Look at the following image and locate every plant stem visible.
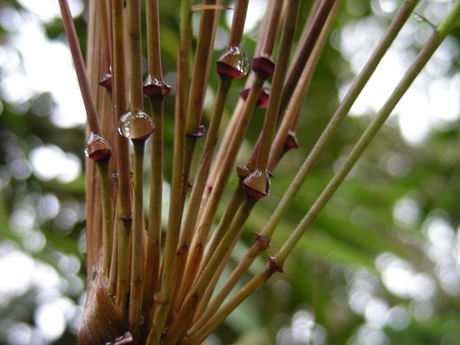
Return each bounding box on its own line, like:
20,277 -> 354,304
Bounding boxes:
187,269 -> 274,345
98,161 -> 114,269
278,0 -> 336,123
142,0 -> 169,326
261,0 -> 420,242
173,76 -> 233,312
163,198 -> 256,345
111,0 -> 132,319
183,0 -> 222,187
58,0 -> 101,136
268,0 -> 340,170
162,0 -> 192,278
243,0 -> 302,197
274,0 -> 460,269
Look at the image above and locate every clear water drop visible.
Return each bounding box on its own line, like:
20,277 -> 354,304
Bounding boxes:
84,132 -> 112,162
216,46 -> 249,79
118,111 -> 154,141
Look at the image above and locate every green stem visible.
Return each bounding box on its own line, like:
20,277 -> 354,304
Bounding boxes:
162,0 -> 192,278
111,0 -> 132,319
268,0 -> 340,170
58,0 -> 101,135
128,141 -> 145,337
97,161 -> 114,269
243,0 -> 302,197
274,0 -> 460,268
187,269 -> 274,345
172,76 -> 233,312
278,0 -> 336,123
128,0 -> 144,112
260,0 -> 420,242
142,98 -> 164,325
183,0 -> 222,188
163,198 -> 256,345
142,0 -> 167,326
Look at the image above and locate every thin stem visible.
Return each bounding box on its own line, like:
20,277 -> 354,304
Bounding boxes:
183,0 -> 222,187
142,99 -> 163,325
187,269 -> 274,345
274,0 -> 460,268
98,161 -> 114,269
278,0 -> 336,123
128,0 -> 144,112
173,76 -> 233,312
162,198 -> 256,345
243,0 -> 302,197
268,0 -> 340,170
187,74 -> 265,287
142,0 -> 168,326
128,141 -> 145,337
112,0 -> 132,319
261,0 -> 420,242
162,0 -> 192,278
58,0 -> 101,135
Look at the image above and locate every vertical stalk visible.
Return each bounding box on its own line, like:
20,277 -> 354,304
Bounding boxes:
142,0 -> 170,326
111,0 -> 132,319
126,0 -> 145,336
274,0 -> 460,269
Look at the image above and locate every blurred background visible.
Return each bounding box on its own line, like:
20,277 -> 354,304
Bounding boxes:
0,0 -> 459,344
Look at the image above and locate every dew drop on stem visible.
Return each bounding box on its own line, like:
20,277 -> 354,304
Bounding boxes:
84,132 -> 112,162
118,111 -> 154,141
216,46 -> 249,79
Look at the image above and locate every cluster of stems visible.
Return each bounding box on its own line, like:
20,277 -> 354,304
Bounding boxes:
58,0 -> 460,344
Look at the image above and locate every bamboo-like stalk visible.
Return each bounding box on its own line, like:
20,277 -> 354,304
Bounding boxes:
278,0 -> 337,122
261,0 -> 421,243
273,0 -> 460,269
111,0 -> 132,319
148,0 -> 193,341
268,0 -> 341,170
191,0 -> 421,332
142,0 -> 170,328
126,0 -> 146,337
187,269 -> 274,345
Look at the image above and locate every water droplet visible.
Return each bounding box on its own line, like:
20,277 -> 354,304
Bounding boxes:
118,111 -> 154,141
413,12 -> 424,21
84,132 -> 112,162
143,75 -> 171,97
99,73 -> 112,90
216,46 -> 249,79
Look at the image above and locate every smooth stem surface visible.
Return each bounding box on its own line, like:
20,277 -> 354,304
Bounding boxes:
268,0 -> 340,170
112,0 -> 132,318
143,0 -> 165,324
261,0 -> 420,241
142,98 -> 164,324
279,0 -> 336,122
245,0 -> 301,194
128,0 -> 144,112
174,76 -> 233,310
187,269 -> 274,345
193,75 -> 265,252
129,141 -> 145,336
162,0 -> 192,277
97,161 -> 113,269
183,0 -> 221,184
58,0 -> 101,135
163,198 -> 256,345
274,0 -> 460,268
